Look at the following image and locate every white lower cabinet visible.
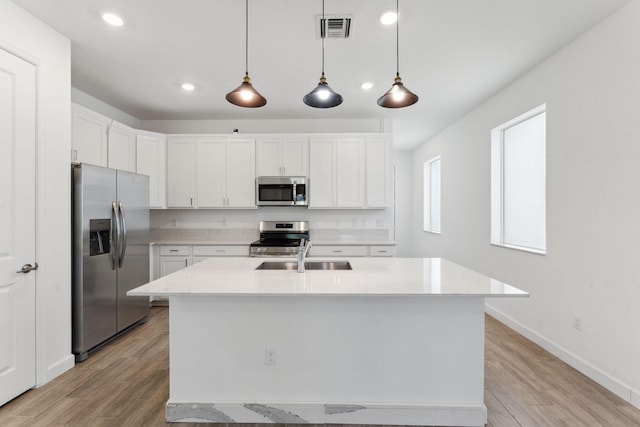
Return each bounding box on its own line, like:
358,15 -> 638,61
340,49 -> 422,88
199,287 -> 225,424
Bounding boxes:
369,245 -> 397,257
154,244 -> 250,279
309,245 -> 368,257
159,245 -> 191,277
192,245 -> 249,262
309,245 -> 396,257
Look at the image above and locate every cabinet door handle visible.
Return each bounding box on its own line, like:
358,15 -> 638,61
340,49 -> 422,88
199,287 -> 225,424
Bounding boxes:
378,250 -> 388,253
170,249 -> 178,253
190,198 -> 193,206
185,259 -> 188,267
333,250 -> 342,253
216,249 -> 225,253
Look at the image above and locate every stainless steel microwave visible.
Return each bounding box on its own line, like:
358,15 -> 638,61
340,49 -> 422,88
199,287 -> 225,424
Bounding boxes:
256,176 -> 308,206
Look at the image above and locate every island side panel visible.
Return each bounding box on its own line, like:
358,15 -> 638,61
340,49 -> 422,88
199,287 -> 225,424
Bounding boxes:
168,295 -> 486,426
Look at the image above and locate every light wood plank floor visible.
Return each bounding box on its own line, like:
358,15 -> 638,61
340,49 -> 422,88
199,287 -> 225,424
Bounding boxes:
1,307 -> 639,426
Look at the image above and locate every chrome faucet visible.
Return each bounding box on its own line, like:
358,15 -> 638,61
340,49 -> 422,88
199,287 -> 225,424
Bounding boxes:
297,239 -> 312,273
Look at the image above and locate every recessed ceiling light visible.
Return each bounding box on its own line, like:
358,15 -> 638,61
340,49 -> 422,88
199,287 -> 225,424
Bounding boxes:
361,82 -> 374,90
102,12 -> 124,26
380,10 -> 397,26
181,83 -> 195,91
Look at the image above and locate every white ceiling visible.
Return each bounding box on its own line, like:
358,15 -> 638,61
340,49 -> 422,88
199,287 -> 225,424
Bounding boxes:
11,0 -> 630,150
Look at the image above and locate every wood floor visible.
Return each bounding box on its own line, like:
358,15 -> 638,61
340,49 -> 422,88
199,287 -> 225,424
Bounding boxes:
1,307 -> 639,426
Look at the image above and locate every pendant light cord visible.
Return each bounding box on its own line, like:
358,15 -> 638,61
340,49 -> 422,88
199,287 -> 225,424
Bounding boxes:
321,0 -> 325,75
245,0 -> 249,74
396,0 -> 399,75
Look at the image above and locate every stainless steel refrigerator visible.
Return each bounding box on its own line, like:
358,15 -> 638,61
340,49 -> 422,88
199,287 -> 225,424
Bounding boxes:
72,163 -> 150,361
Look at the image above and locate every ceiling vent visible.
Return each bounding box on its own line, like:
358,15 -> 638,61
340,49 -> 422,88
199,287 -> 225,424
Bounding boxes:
316,15 -> 353,39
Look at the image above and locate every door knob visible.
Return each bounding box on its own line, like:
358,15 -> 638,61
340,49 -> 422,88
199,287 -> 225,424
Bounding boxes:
16,263 -> 38,274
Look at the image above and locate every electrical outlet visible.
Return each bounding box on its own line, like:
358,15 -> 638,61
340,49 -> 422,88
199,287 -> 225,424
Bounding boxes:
572,314 -> 583,331
265,347 -> 277,365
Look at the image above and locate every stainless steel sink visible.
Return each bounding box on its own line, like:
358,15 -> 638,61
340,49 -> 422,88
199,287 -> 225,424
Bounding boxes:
304,261 -> 352,270
255,261 -> 352,271
255,261 -> 298,270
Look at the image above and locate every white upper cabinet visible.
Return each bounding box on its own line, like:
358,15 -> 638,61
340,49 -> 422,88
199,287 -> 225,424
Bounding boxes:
197,138 -> 226,208
71,104 -> 108,166
167,136 -> 256,209
309,138 -> 336,208
136,131 -> 166,208
226,138 -> 256,208
108,121 -> 136,172
309,135 -> 390,209
310,137 -> 365,208
256,138 -> 281,176
336,137 -> 365,208
365,136 -> 391,208
256,137 -> 308,177
167,137 -> 196,208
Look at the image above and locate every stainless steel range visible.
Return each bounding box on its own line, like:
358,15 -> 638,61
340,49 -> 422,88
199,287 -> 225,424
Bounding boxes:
250,221 -> 309,257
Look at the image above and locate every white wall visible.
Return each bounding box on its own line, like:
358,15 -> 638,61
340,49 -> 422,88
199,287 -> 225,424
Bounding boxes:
0,0 -> 73,384
411,0 -> 640,407
392,151 -> 413,256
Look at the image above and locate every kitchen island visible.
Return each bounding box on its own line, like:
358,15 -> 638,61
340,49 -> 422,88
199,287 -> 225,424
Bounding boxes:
129,257 -> 527,426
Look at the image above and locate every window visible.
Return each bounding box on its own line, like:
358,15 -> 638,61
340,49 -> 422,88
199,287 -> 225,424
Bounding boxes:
491,104 -> 546,254
423,156 -> 441,233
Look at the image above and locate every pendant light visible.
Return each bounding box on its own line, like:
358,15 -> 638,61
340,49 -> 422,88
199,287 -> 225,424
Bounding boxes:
377,0 -> 418,108
303,0 -> 343,108
226,0 -> 267,108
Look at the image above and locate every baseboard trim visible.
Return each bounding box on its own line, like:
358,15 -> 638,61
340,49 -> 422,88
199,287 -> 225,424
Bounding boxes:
485,304 -> 639,410
39,354 -> 74,386
632,388 -> 640,408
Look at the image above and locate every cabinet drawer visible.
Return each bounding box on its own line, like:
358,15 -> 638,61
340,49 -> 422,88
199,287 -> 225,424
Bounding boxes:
369,246 -> 396,257
310,246 -> 368,257
159,245 -> 190,256
192,245 -> 248,256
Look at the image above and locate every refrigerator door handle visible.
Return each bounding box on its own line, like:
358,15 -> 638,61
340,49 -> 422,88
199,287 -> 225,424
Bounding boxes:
118,201 -> 127,268
111,201 -> 120,270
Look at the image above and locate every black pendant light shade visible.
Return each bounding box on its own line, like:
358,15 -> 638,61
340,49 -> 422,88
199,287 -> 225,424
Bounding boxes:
377,0 -> 418,108
226,0 -> 266,108
303,73 -> 343,108
377,72 -> 418,108
304,0 -> 342,108
226,72 -> 267,108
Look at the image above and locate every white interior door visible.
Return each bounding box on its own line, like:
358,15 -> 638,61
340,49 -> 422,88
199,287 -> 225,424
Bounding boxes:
0,48 -> 37,406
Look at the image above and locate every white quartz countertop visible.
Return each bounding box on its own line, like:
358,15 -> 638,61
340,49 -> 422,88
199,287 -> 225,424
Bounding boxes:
129,257 -> 528,298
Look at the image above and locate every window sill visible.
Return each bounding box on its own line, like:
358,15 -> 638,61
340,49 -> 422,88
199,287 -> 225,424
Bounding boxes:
490,242 -> 546,255
424,230 -> 441,235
